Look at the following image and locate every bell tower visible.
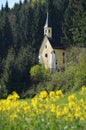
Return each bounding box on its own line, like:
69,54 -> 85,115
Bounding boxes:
44,12 -> 52,38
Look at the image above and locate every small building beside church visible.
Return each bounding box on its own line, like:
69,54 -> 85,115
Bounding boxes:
39,13 -> 66,73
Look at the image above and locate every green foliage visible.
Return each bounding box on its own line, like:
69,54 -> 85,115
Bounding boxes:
31,0 -> 46,6
16,46 -> 37,72
0,84 -> 7,98
46,66 -> 76,93
62,0 -> 86,46
74,55 -> 86,89
0,0 -> 86,98
0,14 -> 13,58
0,48 -> 15,93
42,46 -> 86,93
30,64 -> 50,83
0,46 -> 37,96
70,12 -> 86,46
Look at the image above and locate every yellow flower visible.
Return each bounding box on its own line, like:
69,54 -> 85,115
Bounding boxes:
7,91 -> 20,101
56,90 -> 64,97
68,94 -> 76,102
39,91 -> 48,99
80,117 -> 85,121
50,104 -> 56,113
49,91 -> 55,98
56,111 -> 62,118
24,106 -> 30,114
63,106 -> 69,114
81,85 -> 86,93
31,98 -> 38,107
68,101 -> 75,108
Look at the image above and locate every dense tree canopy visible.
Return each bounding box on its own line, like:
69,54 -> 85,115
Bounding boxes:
0,0 -> 85,97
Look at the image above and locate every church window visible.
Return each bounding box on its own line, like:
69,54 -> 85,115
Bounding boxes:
45,53 -> 48,58
45,30 -> 47,33
63,52 -> 65,64
63,52 -> 65,56
48,29 -> 50,33
45,45 -> 47,48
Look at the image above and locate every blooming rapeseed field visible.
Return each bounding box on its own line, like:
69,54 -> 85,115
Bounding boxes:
0,86 -> 86,130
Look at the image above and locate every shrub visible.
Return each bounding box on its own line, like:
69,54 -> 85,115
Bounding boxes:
74,55 -> 86,90
30,64 -> 50,83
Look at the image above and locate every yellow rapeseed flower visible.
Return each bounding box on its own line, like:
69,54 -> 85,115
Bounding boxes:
68,94 -> 77,102
7,91 -> 20,101
56,90 -> 64,97
81,85 -> 86,94
39,91 -> 48,99
49,91 -> 55,98
68,101 -> 76,108
50,104 -> 56,113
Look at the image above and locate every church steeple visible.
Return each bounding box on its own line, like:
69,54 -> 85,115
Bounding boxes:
44,12 -> 52,38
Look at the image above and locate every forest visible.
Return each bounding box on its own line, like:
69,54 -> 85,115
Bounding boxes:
0,0 -> 86,98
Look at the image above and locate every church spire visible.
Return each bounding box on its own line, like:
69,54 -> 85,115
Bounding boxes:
44,12 -> 52,38
44,12 -> 49,28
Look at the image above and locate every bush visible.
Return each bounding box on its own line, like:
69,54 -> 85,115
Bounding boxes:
30,64 -> 50,83
74,55 -> 86,90
46,66 -> 76,93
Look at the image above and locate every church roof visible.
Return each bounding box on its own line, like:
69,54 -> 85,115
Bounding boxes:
47,37 -> 66,49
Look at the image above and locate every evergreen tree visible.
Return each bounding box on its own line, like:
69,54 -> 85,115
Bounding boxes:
31,2 -> 46,51
24,0 -> 28,4
19,0 -> 22,6
1,4 -> 4,11
1,48 -> 15,94
5,1 -> 10,12
70,0 -> 86,46
62,0 -> 86,46
2,15 -> 13,56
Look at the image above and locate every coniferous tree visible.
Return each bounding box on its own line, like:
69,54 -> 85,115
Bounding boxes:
31,2 -> 45,51
19,0 -> 22,6
70,2 -> 86,46
2,15 -> 13,57
1,4 -> 4,11
62,0 -> 86,46
24,0 -> 28,4
5,1 -> 10,12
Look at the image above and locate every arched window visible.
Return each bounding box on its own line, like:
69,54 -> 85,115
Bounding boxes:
45,53 -> 48,58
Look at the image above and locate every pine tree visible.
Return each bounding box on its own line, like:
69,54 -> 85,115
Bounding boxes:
62,0 -> 86,46
5,1 -> 10,12
2,15 -> 13,56
24,0 -> 28,4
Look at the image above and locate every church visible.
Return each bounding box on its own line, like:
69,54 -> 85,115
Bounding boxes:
39,13 -> 66,73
